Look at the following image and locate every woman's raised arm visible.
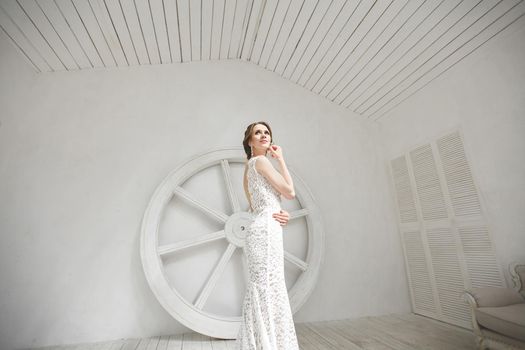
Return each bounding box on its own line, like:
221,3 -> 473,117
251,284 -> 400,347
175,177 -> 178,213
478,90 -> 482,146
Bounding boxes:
255,156 -> 295,200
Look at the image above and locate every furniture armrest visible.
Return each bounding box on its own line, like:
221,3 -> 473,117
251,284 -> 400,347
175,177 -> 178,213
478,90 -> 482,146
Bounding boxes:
466,287 -> 525,308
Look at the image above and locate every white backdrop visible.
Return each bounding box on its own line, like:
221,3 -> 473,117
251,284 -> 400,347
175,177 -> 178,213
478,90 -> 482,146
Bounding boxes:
0,29 -> 409,350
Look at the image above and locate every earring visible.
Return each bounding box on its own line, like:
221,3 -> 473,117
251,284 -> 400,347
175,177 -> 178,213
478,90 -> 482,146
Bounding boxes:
250,145 -> 254,156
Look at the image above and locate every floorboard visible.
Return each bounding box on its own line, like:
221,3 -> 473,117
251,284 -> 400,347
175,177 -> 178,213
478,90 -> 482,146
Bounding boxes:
24,313 -> 477,350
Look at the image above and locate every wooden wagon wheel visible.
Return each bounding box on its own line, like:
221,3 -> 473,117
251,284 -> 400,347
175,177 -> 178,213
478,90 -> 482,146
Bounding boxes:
140,148 -> 324,338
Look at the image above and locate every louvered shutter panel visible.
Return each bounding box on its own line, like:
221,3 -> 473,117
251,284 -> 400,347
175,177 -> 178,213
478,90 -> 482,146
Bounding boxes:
389,130 -> 504,330
426,227 -> 471,327
410,144 -> 448,221
437,132 -> 482,217
402,230 -> 437,315
458,226 -> 503,288
391,156 -> 418,223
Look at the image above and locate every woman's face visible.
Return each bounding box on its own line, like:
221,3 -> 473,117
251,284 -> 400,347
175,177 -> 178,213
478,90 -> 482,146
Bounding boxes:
250,124 -> 271,151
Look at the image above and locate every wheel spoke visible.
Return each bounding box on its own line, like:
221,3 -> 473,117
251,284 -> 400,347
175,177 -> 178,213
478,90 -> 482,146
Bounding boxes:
158,230 -> 226,256
221,159 -> 241,213
289,208 -> 309,220
173,186 -> 229,223
194,243 -> 237,309
284,250 -> 308,271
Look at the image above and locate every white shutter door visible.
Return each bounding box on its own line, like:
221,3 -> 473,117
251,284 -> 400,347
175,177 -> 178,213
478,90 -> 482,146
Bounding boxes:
436,131 -> 504,292
391,155 -> 438,317
389,129 -> 504,329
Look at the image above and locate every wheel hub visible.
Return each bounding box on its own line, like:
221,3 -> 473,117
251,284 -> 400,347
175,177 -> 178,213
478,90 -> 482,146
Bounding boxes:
224,212 -> 252,248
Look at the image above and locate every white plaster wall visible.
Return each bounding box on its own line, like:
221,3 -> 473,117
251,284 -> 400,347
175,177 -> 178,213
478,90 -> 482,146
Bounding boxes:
377,18 -> 525,287
0,30 -> 409,349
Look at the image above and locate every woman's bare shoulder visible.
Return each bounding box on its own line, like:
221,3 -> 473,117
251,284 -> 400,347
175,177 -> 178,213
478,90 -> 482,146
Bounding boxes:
254,156 -> 275,173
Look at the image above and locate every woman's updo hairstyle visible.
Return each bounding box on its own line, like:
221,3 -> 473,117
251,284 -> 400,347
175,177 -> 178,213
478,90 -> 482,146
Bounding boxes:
242,121 -> 273,160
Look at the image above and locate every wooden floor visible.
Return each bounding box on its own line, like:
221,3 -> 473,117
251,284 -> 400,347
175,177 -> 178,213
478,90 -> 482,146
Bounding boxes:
28,313 -> 477,350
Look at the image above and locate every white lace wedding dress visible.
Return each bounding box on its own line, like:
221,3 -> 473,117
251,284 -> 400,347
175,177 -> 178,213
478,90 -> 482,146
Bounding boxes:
235,155 -> 300,350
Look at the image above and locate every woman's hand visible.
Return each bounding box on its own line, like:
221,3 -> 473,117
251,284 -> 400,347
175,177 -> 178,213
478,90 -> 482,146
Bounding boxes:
267,144 -> 284,160
272,209 -> 290,226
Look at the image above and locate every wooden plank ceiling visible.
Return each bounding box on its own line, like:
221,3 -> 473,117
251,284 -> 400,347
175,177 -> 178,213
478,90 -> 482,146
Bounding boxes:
1,0 -> 524,120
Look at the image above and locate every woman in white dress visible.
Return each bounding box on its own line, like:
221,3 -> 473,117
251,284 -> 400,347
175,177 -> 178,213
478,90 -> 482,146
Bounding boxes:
235,121 -> 300,350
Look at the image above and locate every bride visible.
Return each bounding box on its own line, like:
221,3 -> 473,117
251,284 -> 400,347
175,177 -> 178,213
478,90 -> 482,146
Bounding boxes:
235,121 -> 300,349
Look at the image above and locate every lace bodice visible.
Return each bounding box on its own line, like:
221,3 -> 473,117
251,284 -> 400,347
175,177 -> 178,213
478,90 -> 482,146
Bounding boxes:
246,155 -> 282,215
